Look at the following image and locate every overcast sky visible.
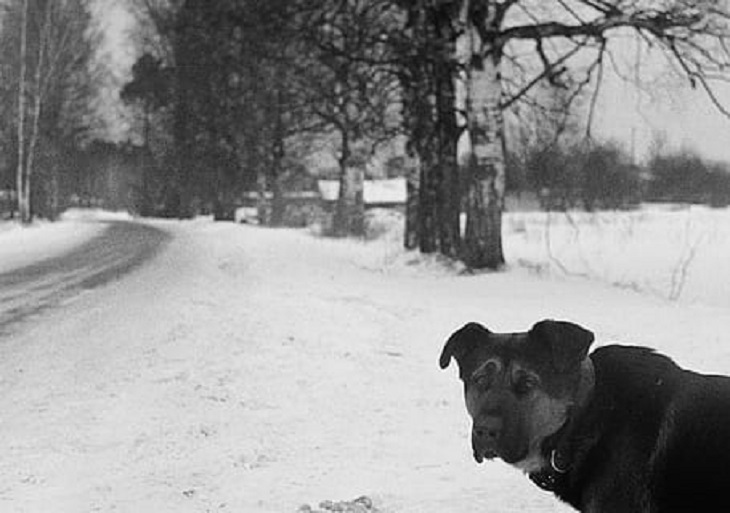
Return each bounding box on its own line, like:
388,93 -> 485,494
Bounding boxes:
595,61 -> 730,163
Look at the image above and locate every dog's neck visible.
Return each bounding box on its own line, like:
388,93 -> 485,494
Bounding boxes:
574,357 -> 596,412
530,357 -> 597,490
552,357 -> 596,464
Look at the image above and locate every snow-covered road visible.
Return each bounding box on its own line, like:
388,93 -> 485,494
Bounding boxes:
2,218 -> 730,512
0,221 -> 169,335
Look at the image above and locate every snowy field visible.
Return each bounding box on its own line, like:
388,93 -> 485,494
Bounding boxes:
1,206 -> 730,512
504,204 -> 730,307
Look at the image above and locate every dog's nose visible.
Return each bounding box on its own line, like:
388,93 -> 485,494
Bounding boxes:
473,418 -> 502,442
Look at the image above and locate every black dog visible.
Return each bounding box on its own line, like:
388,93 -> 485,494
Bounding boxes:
440,319 -> 730,512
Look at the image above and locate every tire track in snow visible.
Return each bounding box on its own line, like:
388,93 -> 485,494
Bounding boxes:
0,221 -> 170,336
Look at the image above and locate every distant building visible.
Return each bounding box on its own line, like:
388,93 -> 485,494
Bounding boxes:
236,178 -> 407,225
317,178 -> 406,209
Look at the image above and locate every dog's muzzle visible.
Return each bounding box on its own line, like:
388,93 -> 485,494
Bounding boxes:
472,419 -> 502,463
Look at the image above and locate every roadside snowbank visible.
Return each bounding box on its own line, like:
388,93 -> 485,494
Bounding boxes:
0,209 -> 131,273
59,208 -> 133,223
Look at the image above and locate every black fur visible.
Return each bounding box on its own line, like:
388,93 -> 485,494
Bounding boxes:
544,345 -> 730,512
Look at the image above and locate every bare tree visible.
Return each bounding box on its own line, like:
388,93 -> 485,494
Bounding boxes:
4,0 -> 99,222
395,0 -> 462,255
449,0 -> 730,269
297,0 -> 400,237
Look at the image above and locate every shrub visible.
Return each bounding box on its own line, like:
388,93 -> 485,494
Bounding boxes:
646,148 -> 730,206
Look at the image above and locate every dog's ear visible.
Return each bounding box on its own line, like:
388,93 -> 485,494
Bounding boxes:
530,319 -> 594,372
440,322 -> 491,371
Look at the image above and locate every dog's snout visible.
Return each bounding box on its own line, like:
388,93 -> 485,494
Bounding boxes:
472,417 -> 503,463
474,426 -> 499,440
473,418 -> 502,441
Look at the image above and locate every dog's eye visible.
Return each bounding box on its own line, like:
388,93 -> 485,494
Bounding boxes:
474,373 -> 492,389
514,375 -> 538,395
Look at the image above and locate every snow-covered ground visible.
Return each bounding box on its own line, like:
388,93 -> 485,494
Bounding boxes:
0,209 -> 131,274
1,207 -> 730,512
505,204 -> 730,308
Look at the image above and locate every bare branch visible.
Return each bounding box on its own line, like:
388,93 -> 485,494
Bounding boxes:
585,39 -> 607,140
694,73 -> 730,118
556,0 -> 588,25
501,38 -> 587,109
500,9 -> 705,44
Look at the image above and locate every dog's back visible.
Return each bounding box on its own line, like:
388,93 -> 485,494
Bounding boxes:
586,346 -> 730,511
653,370 -> 730,511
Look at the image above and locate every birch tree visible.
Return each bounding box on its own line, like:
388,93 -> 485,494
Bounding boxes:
456,0 -> 730,269
3,0 -> 98,222
16,0 -> 28,222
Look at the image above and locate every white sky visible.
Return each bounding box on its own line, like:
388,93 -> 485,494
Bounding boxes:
594,59 -> 730,163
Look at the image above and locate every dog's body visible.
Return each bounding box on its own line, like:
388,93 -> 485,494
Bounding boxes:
440,320 -> 730,512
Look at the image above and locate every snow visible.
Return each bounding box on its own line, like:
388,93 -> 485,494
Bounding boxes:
1,206 -> 730,512
0,209 -> 131,274
504,204 -> 730,307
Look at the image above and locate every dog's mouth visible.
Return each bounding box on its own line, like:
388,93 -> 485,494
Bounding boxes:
473,448 -> 498,464
473,444 -> 529,465
500,446 -> 530,465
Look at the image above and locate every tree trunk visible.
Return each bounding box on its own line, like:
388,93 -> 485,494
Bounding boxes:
404,158 -> 419,249
45,166 -> 59,220
463,19 -> 506,270
418,148 -> 442,252
140,100 -> 153,216
402,1 -> 461,256
172,41 -> 191,219
404,1 -> 446,254
269,90 -> 286,227
333,167 -> 365,237
255,160 -> 270,225
332,131 -> 364,237
16,0 -> 29,224
269,172 -> 285,226
25,3 -> 47,223
435,49 -> 460,258
401,1 -> 425,251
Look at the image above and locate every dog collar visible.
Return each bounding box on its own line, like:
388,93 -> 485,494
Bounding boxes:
529,464 -> 562,491
550,449 -> 569,474
529,430 -> 572,491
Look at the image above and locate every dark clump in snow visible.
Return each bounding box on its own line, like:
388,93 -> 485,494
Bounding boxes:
298,496 -> 379,513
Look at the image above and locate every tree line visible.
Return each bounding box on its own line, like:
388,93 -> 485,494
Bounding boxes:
507,135 -> 730,211
124,0 -> 730,269
3,1 -> 730,271
0,0 -> 99,222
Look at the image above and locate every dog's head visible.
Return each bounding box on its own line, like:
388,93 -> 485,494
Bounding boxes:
440,320 -> 594,472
